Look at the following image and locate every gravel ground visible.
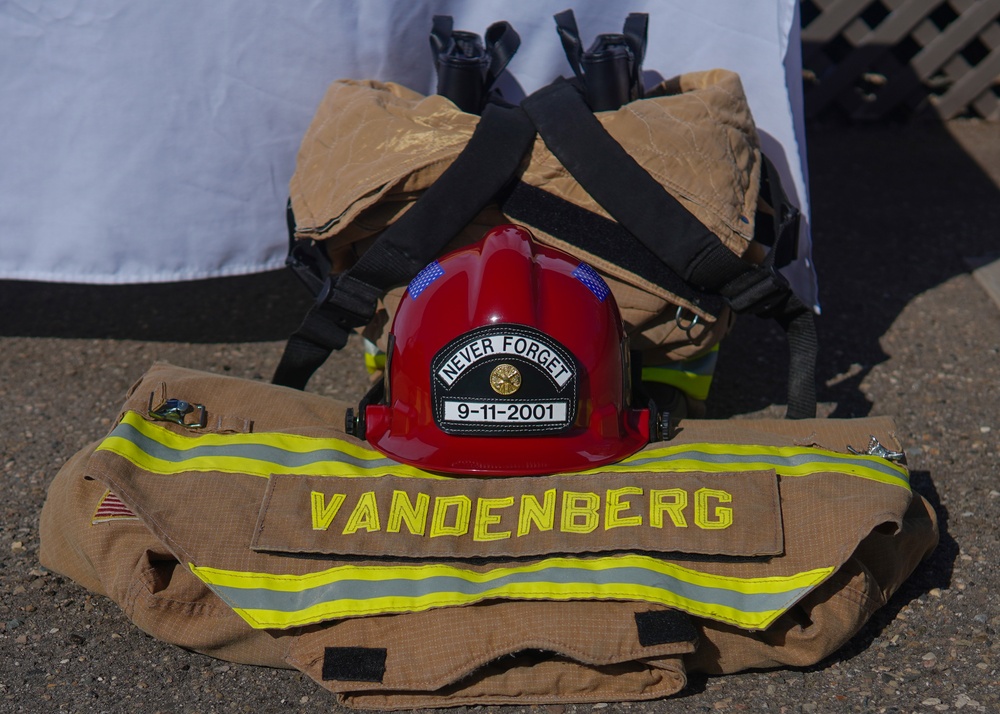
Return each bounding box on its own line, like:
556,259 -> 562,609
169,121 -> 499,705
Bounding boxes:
2,116 -> 999,713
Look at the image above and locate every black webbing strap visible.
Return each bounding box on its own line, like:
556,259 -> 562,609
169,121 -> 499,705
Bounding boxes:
621,13 -> 649,98
755,153 -> 801,267
272,103 -> 536,390
521,79 -> 723,283
776,295 -> 819,420
284,202 -> 330,297
482,22 -> 520,90
520,78 -> 816,418
553,10 -> 585,82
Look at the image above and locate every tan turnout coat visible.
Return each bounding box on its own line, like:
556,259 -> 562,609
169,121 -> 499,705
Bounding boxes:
41,364 -> 938,709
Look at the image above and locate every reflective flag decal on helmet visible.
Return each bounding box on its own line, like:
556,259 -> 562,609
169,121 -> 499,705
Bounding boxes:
571,263 -> 611,301
407,260 -> 445,298
98,411 -> 909,490
189,555 -> 835,631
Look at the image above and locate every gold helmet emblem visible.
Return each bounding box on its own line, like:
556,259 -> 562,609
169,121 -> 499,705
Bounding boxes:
489,363 -> 522,395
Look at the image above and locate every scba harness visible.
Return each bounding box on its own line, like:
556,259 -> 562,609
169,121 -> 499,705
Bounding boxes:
40,364 -> 938,708
274,10 -> 817,420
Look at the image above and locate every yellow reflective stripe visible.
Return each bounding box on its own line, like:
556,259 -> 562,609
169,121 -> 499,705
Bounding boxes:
642,369 -> 712,401
97,411 -> 441,479
98,412 -> 908,489
594,442 -> 910,490
189,556 -> 835,631
363,351 -> 386,373
642,345 -> 719,401
363,338 -> 387,374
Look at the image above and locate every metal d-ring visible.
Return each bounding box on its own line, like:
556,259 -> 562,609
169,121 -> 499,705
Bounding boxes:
148,393 -> 207,429
675,306 -> 700,340
847,435 -> 907,465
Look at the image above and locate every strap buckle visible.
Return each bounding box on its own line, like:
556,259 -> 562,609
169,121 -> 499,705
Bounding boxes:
315,272 -> 381,325
286,239 -> 332,297
288,272 -> 384,355
724,265 -> 792,317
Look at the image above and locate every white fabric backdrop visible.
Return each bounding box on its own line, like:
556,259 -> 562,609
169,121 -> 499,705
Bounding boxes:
0,0 -> 816,309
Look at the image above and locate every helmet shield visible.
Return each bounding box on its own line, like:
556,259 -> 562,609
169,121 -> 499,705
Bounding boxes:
431,324 -> 579,435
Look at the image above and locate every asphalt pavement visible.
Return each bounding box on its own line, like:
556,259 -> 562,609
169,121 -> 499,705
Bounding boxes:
2,114 -> 999,713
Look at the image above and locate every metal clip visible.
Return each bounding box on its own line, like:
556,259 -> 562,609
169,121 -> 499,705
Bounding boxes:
654,410 -> 673,442
148,393 -> 207,429
675,306 -> 700,340
848,435 -> 906,465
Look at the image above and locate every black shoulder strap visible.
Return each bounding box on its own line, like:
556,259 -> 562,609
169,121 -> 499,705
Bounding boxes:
483,21 -> 521,91
520,79 -> 719,283
272,103 -> 536,390
499,181 -> 726,317
519,79 -> 817,418
621,13 -> 649,85
755,152 -> 801,267
553,10 -> 585,81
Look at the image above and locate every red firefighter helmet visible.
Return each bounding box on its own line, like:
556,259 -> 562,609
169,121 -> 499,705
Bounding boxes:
360,224 -> 652,475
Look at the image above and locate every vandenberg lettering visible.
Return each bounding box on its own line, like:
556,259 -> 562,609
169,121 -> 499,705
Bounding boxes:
309,487 -> 734,536
437,334 -> 572,387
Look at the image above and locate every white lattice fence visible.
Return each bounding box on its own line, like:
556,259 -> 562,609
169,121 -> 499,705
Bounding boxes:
801,0 -> 1000,120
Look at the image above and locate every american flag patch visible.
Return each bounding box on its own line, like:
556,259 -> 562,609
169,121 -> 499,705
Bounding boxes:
408,261 -> 445,299
572,264 -> 610,302
91,490 -> 138,524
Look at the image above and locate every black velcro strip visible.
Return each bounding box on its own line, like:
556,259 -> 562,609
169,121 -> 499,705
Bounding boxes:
322,647 -> 387,683
635,610 -> 698,647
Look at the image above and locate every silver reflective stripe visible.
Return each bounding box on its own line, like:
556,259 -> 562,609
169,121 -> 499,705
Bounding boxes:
621,448 -> 909,486
108,421 -> 400,471
207,565 -> 808,616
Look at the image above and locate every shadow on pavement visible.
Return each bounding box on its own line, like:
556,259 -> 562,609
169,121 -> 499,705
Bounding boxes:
0,269 -> 312,343
679,470 -> 957,687
711,111 -> 1000,419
